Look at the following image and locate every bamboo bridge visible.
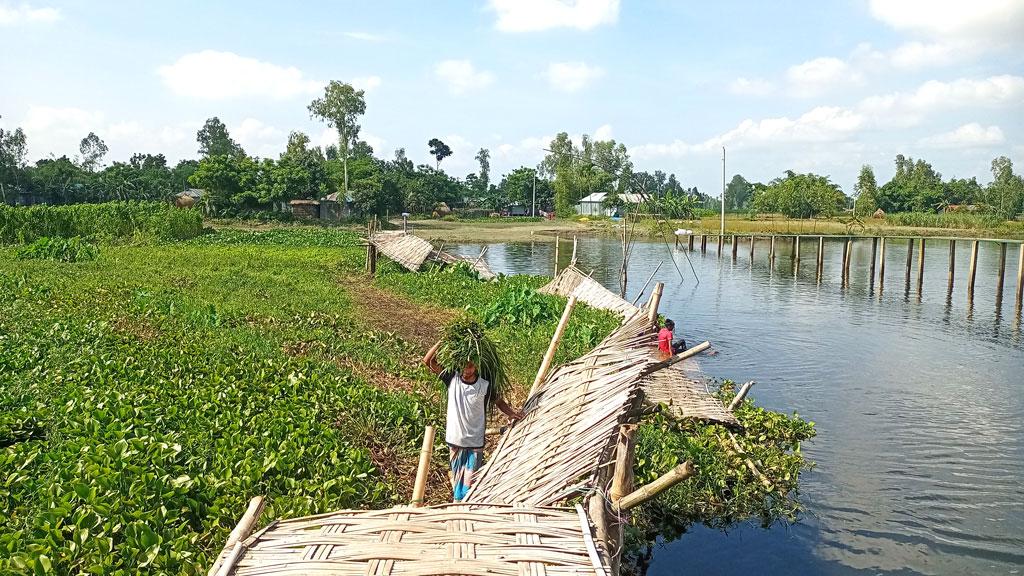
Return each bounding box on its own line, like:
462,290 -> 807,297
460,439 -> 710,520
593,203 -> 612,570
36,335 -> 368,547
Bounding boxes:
207,237 -> 747,576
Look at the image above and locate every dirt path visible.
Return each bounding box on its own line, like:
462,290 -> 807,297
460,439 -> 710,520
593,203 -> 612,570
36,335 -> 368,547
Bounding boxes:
341,276 -> 454,351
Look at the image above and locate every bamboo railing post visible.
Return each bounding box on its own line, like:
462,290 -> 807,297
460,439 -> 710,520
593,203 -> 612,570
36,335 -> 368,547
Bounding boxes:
610,425 -> 637,503
614,462 -> 695,513
1017,243 -> 1024,311
816,236 -> 824,282
905,238 -> 914,287
794,236 -> 801,274
208,496 -> 266,576
646,282 -> 664,326
571,236 -> 578,266
528,296 -> 577,399
879,237 -> 887,292
589,490 -> 612,572
792,236 -> 798,259
948,239 -> 956,294
769,235 -> 776,262
717,234 -> 723,258
731,235 -> 738,260
842,238 -> 852,284
996,242 -> 1007,303
968,240 -> 979,299
917,238 -> 925,295
688,234 -> 694,251
727,381 -> 755,412
869,237 -> 878,290
553,234 -> 560,276
700,234 -> 707,253
411,425 -> 436,507
749,235 -> 755,260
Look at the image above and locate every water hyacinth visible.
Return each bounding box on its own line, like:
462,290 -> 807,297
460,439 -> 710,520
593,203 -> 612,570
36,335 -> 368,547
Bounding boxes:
436,317 -> 507,410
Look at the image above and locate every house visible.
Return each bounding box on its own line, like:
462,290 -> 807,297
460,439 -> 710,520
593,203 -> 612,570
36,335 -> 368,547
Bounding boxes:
174,188 -> 205,209
575,192 -> 645,217
319,191 -> 353,220
507,203 -> 529,216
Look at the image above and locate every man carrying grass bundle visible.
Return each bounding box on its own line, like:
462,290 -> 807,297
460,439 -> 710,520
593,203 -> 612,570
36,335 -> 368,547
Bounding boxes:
423,318 -> 523,502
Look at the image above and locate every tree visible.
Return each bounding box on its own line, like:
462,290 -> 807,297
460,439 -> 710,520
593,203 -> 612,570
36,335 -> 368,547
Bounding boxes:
428,138 -> 452,169
285,131 -> 311,157
308,81 -> 367,196
724,174 -> 752,210
876,155 -> 943,213
196,117 -> 244,158
0,122 -> 28,203
79,132 -> 108,172
473,147 -> 490,201
853,165 -> 878,216
752,170 -> 845,218
987,156 -> 1024,219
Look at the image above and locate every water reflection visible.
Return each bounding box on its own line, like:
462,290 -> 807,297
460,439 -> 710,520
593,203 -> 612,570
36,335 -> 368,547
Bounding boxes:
450,235 -> 1024,576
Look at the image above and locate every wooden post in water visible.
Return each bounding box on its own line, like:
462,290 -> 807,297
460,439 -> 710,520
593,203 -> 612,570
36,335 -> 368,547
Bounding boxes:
869,237 -> 878,290
905,238 -> 914,287
878,237 -> 887,292
688,234 -> 694,251
816,236 -> 824,282
701,234 -> 707,253
553,234 -> 560,276
717,235 -> 723,258
917,238 -> 925,296
769,235 -> 776,262
749,235 -> 755,260
996,242 -> 1007,302
731,235 -> 738,260
842,238 -> 852,284
792,236 -> 798,259
947,240 -> 956,294
968,240 -> 979,299
1017,243 -> 1024,311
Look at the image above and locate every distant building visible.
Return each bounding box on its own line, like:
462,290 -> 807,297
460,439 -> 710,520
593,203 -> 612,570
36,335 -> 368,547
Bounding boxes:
319,192 -> 353,220
289,199 -> 320,220
508,203 -> 529,217
575,192 -> 645,217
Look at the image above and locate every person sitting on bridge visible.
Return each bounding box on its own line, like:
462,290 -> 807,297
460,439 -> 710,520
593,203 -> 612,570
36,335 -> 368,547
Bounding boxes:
423,340 -> 523,502
658,318 -> 687,356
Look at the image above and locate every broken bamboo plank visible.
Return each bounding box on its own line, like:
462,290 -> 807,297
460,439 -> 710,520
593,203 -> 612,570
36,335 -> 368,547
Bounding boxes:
528,295 -> 577,399
609,425 -> 638,504
208,496 -> 266,576
614,462 -> 695,512
727,381 -> 756,412
646,282 -> 664,325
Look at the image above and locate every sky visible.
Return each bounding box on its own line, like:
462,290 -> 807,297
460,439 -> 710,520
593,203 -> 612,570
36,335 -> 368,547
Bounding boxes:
2,0 -> 1022,196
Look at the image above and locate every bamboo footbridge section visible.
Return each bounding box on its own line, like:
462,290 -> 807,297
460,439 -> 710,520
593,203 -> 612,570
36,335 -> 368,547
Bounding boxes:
368,230 -> 496,280
538,265 -> 639,319
211,282 -> 729,576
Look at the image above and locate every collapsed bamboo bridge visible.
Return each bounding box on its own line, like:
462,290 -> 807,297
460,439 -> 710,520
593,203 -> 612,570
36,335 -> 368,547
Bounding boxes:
207,234 -> 754,576
678,232 -> 1024,311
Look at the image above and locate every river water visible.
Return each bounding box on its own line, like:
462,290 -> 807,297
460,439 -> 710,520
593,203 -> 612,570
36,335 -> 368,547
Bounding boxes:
449,235 -> 1024,576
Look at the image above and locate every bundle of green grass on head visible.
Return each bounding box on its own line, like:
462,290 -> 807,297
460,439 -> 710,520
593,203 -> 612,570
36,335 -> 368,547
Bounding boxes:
437,317 -> 508,412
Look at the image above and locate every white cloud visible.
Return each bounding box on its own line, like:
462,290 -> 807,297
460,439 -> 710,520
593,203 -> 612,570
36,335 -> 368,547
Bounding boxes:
546,61 -> 605,92
351,75 -> 382,92
158,50 -> 323,100
860,75 -> 1024,125
490,0 -> 619,32
344,31 -> 386,42
0,3 -> 59,25
21,106 -> 103,158
593,124 -> 614,141
918,123 -> 1005,149
887,41 -> 970,69
869,0 -> 1024,45
729,77 -> 775,97
434,60 -> 494,95
786,57 -> 861,97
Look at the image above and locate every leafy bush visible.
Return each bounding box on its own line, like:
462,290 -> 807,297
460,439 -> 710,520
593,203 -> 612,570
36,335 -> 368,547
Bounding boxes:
0,201 -> 204,244
479,284 -> 560,328
188,228 -> 361,248
16,236 -> 99,262
885,211 -> 1004,229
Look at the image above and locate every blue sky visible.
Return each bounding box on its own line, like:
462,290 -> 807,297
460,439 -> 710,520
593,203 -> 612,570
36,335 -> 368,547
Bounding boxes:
2,0 -> 1022,196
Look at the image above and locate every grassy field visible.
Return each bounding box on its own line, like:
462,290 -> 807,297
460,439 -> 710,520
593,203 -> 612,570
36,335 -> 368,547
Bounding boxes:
0,222 -> 814,575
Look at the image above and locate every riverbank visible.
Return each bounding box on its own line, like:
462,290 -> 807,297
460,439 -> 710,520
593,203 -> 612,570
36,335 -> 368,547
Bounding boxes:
0,226 -> 813,574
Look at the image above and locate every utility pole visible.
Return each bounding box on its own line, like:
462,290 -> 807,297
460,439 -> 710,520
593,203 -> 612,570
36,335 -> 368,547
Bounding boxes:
721,147 -> 726,237
532,170 -> 537,217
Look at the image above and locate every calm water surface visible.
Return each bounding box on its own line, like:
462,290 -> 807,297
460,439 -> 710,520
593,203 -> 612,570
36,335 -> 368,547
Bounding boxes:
450,235 -> 1024,576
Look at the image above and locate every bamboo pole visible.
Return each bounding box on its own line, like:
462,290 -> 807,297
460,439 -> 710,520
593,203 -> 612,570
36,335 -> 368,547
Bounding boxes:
816,236 -> 824,282
630,262 -> 664,306
646,282 -> 664,326
727,381 -> 756,412
700,234 -> 707,253
717,234 -> 723,257
208,496 -> 266,576
968,240 -> 979,299
749,235 -> 755,260
553,234 -> 560,276
614,462 -> 695,513
879,237 -> 887,292
769,235 -> 776,261
640,341 -> 711,376
609,424 -> 637,504
688,234 -> 694,251
792,236 -> 798,260
794,236 -> 801,274
842,238 -> 851,284
727,432 -> 773,490
996,242 -> 1007,302
905,238 -> 914,287
528,296 -> 577,399
410,426 -> 436,507
917,238 -> 925,295
948,239 -> 956,293
571,235 -> 578,265
869,237 -> 878,290
1017,243 -> 1024,311
588,489 -> 611,563
731,235 -> 738,260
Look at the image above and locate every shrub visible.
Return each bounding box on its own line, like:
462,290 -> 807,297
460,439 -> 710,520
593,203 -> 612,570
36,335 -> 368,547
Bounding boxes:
16,236 -> 99,262
0,201 -> 204,244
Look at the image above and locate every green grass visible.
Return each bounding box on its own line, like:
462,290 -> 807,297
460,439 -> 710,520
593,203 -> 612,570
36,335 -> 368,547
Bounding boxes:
0,227 -> 814,574
0,201 -> 204,244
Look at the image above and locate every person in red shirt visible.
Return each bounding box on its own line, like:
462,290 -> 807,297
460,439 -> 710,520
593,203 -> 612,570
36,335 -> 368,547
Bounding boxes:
657,319 -> 687,355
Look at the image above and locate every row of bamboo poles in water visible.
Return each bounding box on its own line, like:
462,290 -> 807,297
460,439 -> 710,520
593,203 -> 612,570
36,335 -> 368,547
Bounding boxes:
677,233 -> 1024,310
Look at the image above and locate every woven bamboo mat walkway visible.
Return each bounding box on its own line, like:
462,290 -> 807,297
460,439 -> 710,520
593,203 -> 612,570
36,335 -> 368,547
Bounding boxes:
370,231 -> 435,272
538,266 -> 639,319
466,308 -> 655,505
643,354 -> 738,426
216,504 -> 608,576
